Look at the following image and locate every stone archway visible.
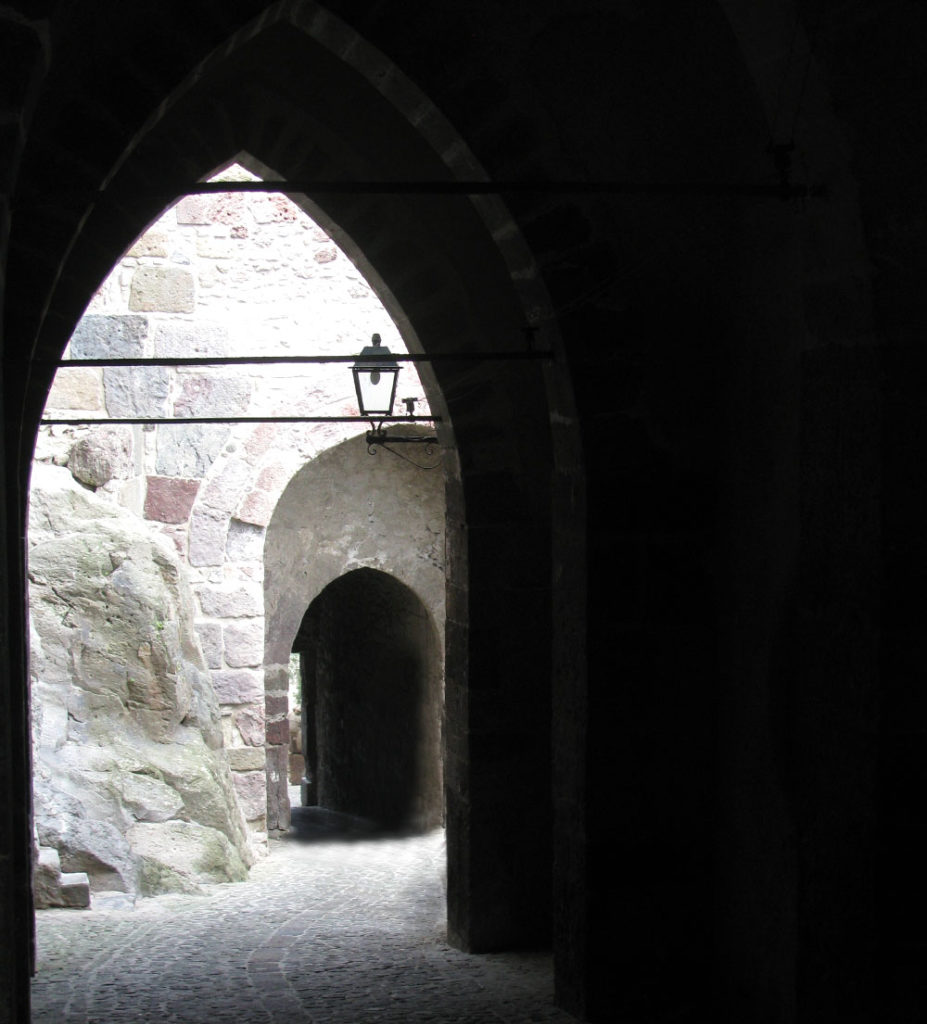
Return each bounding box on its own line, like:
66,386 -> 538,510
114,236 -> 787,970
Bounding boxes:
294,568 -> 443,832
12,0 -> 575,1003
263,432 -> 445,834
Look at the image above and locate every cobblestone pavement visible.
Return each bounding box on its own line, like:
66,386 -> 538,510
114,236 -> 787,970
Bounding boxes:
32,809 -> 575,1024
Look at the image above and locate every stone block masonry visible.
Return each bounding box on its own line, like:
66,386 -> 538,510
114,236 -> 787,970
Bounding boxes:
36,163 -> 439,852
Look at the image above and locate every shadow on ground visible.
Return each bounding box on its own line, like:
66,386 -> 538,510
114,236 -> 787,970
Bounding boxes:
285,804 -> 393,843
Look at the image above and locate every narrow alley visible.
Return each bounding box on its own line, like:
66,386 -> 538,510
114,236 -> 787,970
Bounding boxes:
32,805 -> 571,1024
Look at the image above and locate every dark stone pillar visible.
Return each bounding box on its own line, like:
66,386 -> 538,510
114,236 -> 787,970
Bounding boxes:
445,464 -> 554,953
299,650 -> 318,806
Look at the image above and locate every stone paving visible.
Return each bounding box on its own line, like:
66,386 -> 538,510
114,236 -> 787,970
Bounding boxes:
32,807 -> 575,1024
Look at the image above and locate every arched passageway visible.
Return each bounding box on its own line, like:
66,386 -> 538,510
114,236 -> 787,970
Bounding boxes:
6,2 -> 921,1022
293,568 -> 443,832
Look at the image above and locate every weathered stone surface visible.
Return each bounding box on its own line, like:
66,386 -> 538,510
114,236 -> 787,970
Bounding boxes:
189,509 -> 229,566
156,423 -> 229,478
197,583 -> 261,618
289,753 -> 306,786
45,367 -> 103,410
174,195 -> 213,225
212,669 -> 263,705
29,464 -> 253,898
113,772 -> 184,823
199,457 -> 252,515
224,620 -> 264,668
129,266 -> 194,312
128,232 -> 168,258
227,746 -> 266,771
68,314 -> 148,359
263,664 -> 289,694
127,820 -> 248,896
265,694 -> 287,718
265,719 -> 289,746
151,320 -> 230,358
265,744 -> 290,832
34,847 -> 91,910
234,706 -> 265,746
104,366 -> 170,418
237,487 -> 276,527
173,375 -> 251,418
195,621 -> 223,669
226,518 -> 265,561
231,770 -> 267,822
34,786 -> 138,892
68,430 -> 132,488
144,476 -> 200,523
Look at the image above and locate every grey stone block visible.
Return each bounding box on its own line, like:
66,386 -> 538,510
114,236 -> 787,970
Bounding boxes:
104,366 -> 170,418
69,314 -> 148,359
156,424 -> 229,478
129,267 -> 194,313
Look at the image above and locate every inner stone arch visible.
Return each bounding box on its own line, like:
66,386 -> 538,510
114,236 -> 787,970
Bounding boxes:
293,568 -> 444,832
263,431 -> 446,834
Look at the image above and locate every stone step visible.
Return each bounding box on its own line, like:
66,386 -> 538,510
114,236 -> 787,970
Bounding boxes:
34,847 -> 91,909
58,872 -> 91,909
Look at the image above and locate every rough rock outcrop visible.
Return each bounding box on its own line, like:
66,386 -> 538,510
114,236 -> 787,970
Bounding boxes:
29,463 -> 254,898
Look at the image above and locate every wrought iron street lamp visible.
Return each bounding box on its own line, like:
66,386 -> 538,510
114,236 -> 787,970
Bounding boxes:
350,334 -> 438,458
351,333 -> 399,420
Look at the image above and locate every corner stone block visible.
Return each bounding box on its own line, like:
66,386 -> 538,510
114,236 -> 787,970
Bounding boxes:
144,476 -> 200,524
263,664 -> 289,695
69,314 -> 148,359
129,266 -> 194,313
265,718 -> 290,746
265,694 -> 287,718
266,744 -> 291,833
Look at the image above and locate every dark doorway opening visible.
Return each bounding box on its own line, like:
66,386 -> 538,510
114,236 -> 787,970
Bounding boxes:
291,568 -> 444,834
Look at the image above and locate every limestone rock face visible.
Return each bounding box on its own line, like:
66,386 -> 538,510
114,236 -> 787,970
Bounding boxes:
29,464 -> 253,898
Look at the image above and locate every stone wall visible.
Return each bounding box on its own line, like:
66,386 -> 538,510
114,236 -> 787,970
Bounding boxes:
29,463 -> 254,899
34,165 -> 442,849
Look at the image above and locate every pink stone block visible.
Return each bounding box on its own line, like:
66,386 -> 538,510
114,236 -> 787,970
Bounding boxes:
265,718 -> 290,746
236,488 -> 276,528
144,477 -> 200,524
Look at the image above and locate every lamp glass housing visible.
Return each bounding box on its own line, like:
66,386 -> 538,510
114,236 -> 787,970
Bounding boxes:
352,335 -> 399,418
